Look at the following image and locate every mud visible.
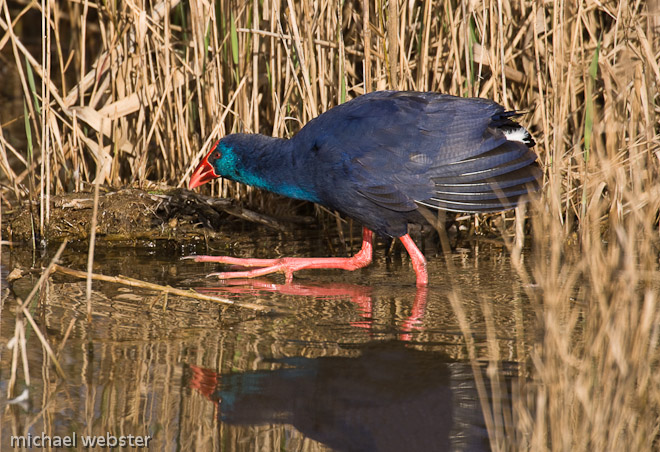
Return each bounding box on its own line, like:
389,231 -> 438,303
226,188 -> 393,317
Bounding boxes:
3,187 -> 300,246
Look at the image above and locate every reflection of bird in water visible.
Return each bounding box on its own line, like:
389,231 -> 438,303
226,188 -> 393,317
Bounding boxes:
190,340 -> 507,452
194,280 -> 428,338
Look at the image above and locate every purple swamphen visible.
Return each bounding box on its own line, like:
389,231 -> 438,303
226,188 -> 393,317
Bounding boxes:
188,91 -> 541,286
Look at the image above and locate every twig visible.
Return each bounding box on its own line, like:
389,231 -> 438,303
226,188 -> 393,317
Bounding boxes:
52,264 -> 282,313
20,240 -> 69,310
235,28 -> 372,58
86,144 -> 102,322
16,241 -> 69,379
192,191 -> 290,232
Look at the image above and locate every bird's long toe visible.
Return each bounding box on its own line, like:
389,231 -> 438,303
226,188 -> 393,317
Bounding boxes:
207,263 -> 289,280
184,255 -> 281,266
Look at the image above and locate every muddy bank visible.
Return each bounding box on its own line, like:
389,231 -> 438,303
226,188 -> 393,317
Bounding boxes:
3,187 -> 307,246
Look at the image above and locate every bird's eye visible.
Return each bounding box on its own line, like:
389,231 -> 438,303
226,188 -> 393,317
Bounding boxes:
207,139 -> 223,163
209,150 -> 221,162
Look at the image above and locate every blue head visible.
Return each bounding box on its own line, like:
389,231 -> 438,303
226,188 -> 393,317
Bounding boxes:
189,135 -> 319,202
189,138 -> 241,188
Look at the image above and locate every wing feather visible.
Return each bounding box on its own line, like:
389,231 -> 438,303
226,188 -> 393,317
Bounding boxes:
293,91 -> 540,215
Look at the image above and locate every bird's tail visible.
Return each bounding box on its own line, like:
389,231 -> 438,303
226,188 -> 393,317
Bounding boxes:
418,140 -> 541,213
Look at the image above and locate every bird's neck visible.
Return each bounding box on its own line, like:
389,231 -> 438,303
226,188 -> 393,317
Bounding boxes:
221,134 -> 320,202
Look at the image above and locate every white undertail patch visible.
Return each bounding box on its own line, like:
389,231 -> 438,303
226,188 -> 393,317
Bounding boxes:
503,127 -> 531,144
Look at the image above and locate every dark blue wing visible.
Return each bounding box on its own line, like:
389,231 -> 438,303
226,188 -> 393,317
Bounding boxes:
294,91 -> 540,214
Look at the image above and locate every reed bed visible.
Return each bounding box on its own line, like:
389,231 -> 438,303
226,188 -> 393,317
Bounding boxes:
508,162 -> 660,451
1,0 -> 659,450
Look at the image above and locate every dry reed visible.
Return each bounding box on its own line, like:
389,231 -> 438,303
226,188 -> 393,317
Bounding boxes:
52,263 -> 280,313
0,0 -> 659,450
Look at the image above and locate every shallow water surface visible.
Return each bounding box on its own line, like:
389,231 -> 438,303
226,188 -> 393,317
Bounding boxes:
0,229 -> 532,451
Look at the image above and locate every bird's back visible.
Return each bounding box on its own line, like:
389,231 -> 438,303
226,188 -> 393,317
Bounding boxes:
289,91 -> 540,237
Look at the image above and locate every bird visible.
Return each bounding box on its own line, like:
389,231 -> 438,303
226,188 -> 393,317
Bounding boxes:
188,90 -> 541,286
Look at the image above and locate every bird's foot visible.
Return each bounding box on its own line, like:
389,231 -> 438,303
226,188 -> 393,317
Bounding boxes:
206,254 -> 373,283
181,255 -> 281,267
183,228 -> 429,286
186,228 -> 374,284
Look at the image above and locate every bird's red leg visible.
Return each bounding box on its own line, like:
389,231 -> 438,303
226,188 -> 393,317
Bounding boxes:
399,234 -> 428,287
193,228 -> 374,283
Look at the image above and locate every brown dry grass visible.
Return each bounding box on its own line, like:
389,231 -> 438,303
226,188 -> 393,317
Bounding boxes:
1,0 -> 659,450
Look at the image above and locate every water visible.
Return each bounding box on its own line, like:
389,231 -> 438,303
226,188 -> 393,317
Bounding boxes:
0,230 -> 532,451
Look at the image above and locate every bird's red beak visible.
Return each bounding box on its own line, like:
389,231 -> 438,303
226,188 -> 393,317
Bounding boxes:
189,145 -> 220,189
